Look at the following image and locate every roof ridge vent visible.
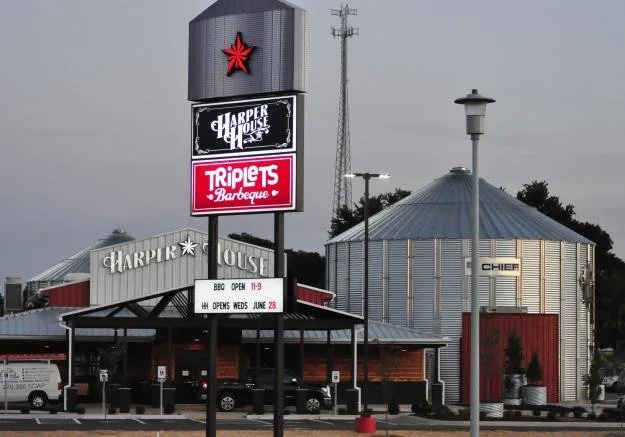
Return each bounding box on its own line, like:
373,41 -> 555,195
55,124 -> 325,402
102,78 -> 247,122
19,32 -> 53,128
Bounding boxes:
450,166 -> 470,174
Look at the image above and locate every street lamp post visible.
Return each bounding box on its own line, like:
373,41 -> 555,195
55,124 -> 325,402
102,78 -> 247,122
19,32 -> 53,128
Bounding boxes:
344,172 -> 390,412
454,89 -> 495,437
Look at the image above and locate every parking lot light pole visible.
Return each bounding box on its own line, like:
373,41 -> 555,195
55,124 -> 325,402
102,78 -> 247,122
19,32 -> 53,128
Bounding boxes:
454,89 -> 495,437
344,172 -> 389,411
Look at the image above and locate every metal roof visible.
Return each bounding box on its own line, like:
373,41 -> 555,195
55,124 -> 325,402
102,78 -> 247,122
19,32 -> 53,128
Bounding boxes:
28,229 -> 135,284
0,307 -> 154,341
190,0 -> 302,22
242,319 -> 450,346
328,167 -> 594,245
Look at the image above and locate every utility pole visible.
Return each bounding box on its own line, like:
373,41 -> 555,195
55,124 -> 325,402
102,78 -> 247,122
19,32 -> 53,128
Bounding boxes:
331,5 -> 358,222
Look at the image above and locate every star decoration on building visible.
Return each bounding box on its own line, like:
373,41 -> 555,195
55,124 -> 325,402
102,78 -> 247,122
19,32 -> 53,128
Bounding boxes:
179,235 -> 198,256
223,32 -> 255,76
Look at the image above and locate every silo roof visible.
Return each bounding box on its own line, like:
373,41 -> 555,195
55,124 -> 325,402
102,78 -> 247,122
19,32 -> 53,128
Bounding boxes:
327,167 -> 594,245
28,229 -> 135,283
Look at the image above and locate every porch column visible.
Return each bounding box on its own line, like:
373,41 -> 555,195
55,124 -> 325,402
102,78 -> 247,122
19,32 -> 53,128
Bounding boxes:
299,330 -> 304,381
326,330 -> 333,383
168,327 -> 173,380
123,328 -> 128,386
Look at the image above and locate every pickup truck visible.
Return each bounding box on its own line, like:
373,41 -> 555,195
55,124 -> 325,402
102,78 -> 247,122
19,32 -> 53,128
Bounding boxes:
200,368 -> 332,413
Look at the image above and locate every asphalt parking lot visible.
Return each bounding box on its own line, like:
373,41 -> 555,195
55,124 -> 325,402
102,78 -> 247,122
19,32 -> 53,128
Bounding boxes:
1,411 -> 625,433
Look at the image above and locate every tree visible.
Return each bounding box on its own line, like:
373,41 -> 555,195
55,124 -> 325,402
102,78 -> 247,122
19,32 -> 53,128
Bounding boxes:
328,188 -> 411,238
227,233 -> 326,289
526,350 -> 543,385
584,346 -> 604,414
516,181 -> 625,348
517,181 -> 575,224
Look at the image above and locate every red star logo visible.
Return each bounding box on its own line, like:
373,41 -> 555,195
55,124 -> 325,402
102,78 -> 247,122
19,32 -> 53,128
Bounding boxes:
223,32 -> 255,76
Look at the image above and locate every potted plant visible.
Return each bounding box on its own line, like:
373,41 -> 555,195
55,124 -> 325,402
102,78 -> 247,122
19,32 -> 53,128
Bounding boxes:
522,350 -> 546,405
502,332 -> 526,405
584,346 -> 605,415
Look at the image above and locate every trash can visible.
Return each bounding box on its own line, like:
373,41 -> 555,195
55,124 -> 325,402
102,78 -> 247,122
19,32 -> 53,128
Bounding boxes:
108,383 -> 121,408
151,383 -> 161,408
66,387 -> 78,412
163,387 -> 176,414
346,389 -> 359,415
431,382 -> 444,407
118,387 -> 131,413
140,381 -> 150,405
252,388 -> 264,415
296,389 -> 308,414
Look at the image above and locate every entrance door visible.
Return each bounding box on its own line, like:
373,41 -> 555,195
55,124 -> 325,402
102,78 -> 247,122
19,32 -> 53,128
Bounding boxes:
176,349 -> 209,403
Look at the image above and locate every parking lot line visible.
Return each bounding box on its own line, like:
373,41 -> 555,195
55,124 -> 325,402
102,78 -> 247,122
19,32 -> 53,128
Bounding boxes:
247,418 -> 272,426
73,418 -> 81,424
308,419 -> 333,425
34,418 -> 41,425
133,418 -> 146,424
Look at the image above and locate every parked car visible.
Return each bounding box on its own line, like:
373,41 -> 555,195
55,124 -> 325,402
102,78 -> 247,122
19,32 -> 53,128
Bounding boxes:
603,375 -> 619,392
200,368 -> 332,413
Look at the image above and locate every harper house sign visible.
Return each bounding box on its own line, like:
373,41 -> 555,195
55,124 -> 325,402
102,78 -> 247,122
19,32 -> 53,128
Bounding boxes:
192,95 -> 295,159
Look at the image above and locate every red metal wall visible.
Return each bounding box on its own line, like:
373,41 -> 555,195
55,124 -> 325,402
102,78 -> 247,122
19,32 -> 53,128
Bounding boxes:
296,283 -> 334,306
460,312 -> 559,403
40,280 -> 90,307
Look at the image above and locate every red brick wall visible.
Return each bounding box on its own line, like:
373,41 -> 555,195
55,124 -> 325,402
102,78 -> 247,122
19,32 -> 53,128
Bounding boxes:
303,349 -> 424,383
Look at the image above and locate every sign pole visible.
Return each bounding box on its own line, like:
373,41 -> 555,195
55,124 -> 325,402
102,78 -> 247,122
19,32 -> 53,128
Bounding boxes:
99,369 -> 108,419
4,360 -> 8,415
207,215 -> 219,437
331,371 -> 340,416
157,365 -> 166,415
273,212 -> 285,437
102,379 -> 106,420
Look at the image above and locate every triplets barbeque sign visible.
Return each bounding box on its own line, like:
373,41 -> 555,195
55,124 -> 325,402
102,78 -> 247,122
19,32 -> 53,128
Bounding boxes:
191,95 -> 302,216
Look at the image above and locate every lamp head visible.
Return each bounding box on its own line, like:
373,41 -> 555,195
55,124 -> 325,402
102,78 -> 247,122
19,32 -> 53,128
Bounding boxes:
454,89 -> 495,135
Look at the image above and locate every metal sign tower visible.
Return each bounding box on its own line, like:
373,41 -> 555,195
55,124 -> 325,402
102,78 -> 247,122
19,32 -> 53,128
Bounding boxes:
331,4 -> 358,221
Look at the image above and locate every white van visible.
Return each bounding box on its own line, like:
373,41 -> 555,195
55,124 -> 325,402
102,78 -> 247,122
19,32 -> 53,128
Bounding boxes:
0,362 -> 62,409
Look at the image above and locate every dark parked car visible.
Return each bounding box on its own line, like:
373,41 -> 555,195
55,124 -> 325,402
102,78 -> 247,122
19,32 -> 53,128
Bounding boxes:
200,368 -> 332,413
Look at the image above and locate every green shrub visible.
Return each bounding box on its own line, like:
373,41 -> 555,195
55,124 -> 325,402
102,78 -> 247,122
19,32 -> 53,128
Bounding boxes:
20,407 -> 30,414
135,406 -> 145,415
532,409 -> 541,417
108,407 -> 117,415
411,401 -> 431,416
435,405 -> 455,419
388,399 -> 400,415
546,410 -> 556,421
587,412 -> 597,420
573,407 -> 584,418
514,410 -> 522,419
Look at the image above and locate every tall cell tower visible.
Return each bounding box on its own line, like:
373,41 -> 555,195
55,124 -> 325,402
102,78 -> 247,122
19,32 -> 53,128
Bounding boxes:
331,5 -> 358,221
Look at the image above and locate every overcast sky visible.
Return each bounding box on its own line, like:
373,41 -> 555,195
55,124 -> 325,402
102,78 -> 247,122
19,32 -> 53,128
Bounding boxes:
1,0 -> 624,284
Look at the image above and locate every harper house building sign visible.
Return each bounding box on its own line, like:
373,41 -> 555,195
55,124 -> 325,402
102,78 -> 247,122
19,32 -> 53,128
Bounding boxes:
101,235 -> 269,276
